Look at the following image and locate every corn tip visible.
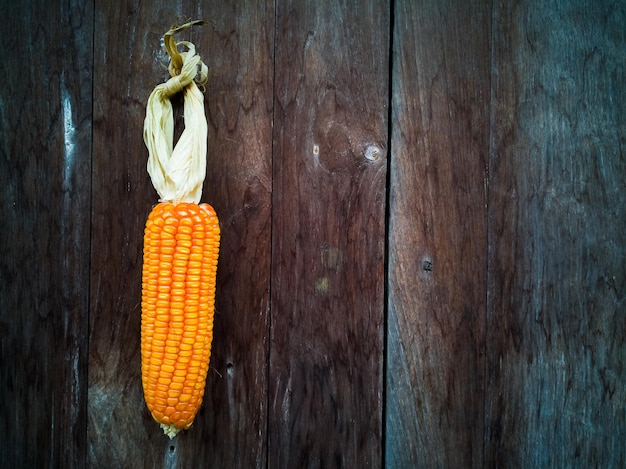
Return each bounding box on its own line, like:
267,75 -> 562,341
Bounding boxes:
161,422 -> 182,439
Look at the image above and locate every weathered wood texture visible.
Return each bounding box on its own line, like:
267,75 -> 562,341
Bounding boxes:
486,1 -> 626,467
89,2 -> 169,465
0,0 -> 93,467
2,0 -> 625,467
198,1 -> 274,467
386,0 -> 490,467
270,1 -> 389,466
88,0 -> 273,467
198,0 -> 275,468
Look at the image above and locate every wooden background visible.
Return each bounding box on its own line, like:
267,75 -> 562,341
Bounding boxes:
1,0 -> 624,467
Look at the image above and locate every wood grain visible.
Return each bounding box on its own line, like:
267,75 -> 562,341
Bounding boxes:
386,0 -> 491,466
89,2 -> 166,465
270,1 -> 390,467
486,0 -> 626,466
0,0 -> 93,467
190,1 -> 274,467
3,1 -> 624,466
88,0 -> 273,466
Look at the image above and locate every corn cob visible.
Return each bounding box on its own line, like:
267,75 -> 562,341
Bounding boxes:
141,21 -> 217,438
141,202 -> 220,438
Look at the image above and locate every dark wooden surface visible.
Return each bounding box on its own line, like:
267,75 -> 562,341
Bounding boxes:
386,0 -> 490,466
270,1 -> 389,467
199,1 -> 274,467
89,1 -> 162,464
0,0 -> 93,467
485,0 -> 626,466
1,1 -> 624,468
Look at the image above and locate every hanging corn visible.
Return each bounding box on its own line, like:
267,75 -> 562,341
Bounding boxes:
141,20 -> 219,439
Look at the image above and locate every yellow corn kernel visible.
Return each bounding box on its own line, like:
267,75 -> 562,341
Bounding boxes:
141,202 -> 220,438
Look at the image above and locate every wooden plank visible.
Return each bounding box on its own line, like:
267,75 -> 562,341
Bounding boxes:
192,1 -> 274,467
89,3 -> 164,464
88,1 -> 273,466
386,0 -> 491,466
486,0 -> 626,466
0,0 -> 93,467
270,1 -> 389,466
